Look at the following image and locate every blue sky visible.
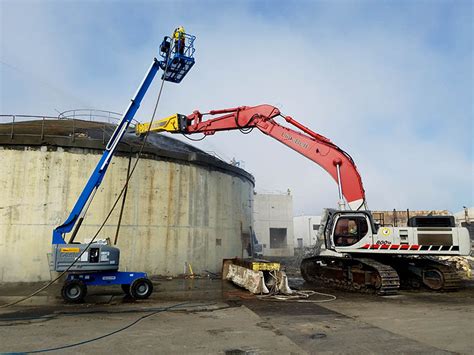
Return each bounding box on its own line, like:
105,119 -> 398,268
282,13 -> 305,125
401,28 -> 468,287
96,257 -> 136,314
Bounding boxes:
1,0 -> 472,214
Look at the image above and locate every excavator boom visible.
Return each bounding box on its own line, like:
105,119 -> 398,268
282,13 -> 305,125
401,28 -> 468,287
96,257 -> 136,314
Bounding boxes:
136,103 -> 471,295
136,104 -> 366,210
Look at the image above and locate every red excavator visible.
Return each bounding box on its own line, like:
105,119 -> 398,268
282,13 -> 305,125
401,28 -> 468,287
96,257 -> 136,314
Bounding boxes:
136,104 -> 471,295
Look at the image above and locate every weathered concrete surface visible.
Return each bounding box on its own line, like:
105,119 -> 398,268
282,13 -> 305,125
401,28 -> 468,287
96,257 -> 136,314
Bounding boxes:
318,289 -> 474,354
245,299 -> 453,355
1,279 -> 473,354
0,280 -> 305,354
0,303 -> 305,354
0,145 -> 253,282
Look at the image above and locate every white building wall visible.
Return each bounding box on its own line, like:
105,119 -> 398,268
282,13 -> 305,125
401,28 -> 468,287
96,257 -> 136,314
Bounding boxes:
253,193 -> 294,256
293,215 -> 321,248
453,207 -> 474,249
453,207 -> 474,224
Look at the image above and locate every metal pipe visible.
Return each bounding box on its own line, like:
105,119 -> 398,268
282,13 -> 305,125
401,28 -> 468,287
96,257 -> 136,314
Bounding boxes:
10,115 -> 15,139
69,187 -> 98,243
208,107 -> 240,115
114,152 -> 132,245
335,163 -> 345,210
284,115 -> 330,143
41,117 -> 45,140
308,217 -> 312,247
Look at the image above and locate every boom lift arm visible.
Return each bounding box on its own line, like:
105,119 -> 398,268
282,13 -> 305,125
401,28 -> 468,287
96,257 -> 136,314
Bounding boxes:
52,60 -> 160,245
50,30 -> 196,303
53,32 -> 196,245
136,104 -> 367,210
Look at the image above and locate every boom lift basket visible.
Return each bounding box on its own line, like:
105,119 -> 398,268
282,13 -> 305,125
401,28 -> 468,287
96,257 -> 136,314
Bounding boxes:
159,33 -> 196,83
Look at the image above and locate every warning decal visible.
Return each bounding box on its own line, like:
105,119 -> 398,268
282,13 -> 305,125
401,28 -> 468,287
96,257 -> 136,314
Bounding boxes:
60,248 -> 80,253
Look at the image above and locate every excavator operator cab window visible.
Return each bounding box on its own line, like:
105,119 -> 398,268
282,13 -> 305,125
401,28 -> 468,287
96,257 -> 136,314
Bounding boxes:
334,216 -> 369,247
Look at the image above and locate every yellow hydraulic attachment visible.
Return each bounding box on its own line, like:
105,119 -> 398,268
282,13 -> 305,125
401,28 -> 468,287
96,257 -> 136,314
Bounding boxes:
135,114 -> 181,135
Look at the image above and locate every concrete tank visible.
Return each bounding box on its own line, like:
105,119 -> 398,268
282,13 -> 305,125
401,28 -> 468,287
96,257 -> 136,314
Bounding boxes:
0,116 -> 254,282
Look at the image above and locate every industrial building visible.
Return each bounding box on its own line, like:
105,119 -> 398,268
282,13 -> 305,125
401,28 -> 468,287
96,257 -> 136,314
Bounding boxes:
252,191 -> 294,256
0,115 -> 254,282
454,207 -> 474,247
454,207 -> 474,225
293,215 -> 322,249
371,209 -> 450,227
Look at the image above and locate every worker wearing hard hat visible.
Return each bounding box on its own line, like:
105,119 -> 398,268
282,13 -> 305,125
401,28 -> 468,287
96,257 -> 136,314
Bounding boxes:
173,26 -> 186,55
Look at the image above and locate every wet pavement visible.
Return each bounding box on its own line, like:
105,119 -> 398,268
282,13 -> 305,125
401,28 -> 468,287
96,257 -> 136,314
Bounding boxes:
1,278 -> 473,354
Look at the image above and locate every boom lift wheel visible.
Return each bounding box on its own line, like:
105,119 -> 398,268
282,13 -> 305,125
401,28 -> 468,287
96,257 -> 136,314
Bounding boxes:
62,280 -> 87,303
130,278 -> 153,299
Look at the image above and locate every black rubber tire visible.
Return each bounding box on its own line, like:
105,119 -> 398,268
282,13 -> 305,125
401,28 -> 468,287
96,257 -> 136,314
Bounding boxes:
62,280 -> 87,303
121,284 -> 131,296
130,278 -> 153,300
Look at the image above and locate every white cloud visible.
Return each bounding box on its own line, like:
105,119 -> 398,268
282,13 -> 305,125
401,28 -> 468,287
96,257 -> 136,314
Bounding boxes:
1,1 -> 472,214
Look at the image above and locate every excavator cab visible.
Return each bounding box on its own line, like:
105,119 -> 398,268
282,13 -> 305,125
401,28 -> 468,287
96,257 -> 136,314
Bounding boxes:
320,209 -> 376,251
333,214 -> 371,247
158,32 -> 196,83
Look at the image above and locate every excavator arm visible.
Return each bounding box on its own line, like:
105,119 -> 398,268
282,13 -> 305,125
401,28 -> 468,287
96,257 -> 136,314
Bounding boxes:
136,104 -> 366,210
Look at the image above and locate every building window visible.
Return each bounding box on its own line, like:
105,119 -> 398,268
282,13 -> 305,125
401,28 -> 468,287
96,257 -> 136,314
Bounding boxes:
313,224 -> 320,230
216,238 -> 222,246
297,238 -> 303,249
269,228 -> 287,248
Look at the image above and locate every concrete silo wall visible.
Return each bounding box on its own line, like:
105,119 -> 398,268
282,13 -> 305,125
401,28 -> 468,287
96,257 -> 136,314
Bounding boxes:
0,145 -> 253,282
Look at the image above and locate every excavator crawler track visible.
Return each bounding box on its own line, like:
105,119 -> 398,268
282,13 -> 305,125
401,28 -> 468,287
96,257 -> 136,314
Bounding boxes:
385,257 -> 462,291
301,256 -> 400,295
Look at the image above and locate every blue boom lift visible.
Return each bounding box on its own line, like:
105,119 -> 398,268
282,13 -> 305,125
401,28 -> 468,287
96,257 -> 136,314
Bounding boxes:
51,31 -> 196,303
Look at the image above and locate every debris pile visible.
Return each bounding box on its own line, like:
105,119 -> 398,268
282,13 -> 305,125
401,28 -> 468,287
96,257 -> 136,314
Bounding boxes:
440,256 -> 474,279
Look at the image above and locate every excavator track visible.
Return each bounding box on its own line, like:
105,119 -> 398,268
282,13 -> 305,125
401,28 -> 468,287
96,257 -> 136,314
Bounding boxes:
385,257 -> 462,291
301,256 -> 400,295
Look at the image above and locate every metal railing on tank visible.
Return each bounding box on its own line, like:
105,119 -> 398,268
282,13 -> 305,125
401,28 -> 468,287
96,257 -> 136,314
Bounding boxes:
0,109 -> 133,144
58,109 -> 124,124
